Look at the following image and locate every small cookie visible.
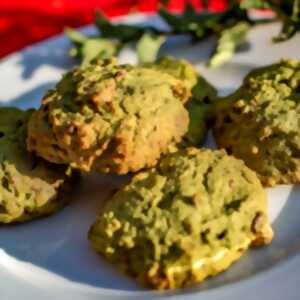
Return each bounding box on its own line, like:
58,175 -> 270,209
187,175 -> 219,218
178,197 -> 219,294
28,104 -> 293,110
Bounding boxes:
0,108 -> 75,224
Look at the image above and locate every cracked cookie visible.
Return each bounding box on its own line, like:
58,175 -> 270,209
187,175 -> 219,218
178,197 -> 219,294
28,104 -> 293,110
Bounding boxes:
27,58 -> 189,174
88,148 -> 273,289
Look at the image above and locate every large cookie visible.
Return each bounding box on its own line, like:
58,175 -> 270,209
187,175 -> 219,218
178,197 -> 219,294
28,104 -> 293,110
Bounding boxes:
89,148 -> 273,289
214,59 -> 300,186
0,107 -> 75,224
27,58 -> 189,174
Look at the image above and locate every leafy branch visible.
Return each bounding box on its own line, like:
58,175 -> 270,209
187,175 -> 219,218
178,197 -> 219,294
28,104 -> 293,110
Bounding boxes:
66,1 -> 300,68
241,0 -> 300,42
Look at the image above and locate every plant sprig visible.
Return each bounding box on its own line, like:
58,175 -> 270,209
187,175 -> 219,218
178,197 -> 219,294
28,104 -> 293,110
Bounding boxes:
66,1 -> 300,68
241,0 -> 300,42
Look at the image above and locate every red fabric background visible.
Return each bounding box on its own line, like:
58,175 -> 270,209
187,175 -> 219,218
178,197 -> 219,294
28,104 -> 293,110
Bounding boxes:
0,0 -> 227,58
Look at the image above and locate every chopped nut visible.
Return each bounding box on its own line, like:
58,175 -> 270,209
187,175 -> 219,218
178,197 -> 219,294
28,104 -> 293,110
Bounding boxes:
234,99 -> 245,108
251,212 -> 265,234
251,146 -> 259,154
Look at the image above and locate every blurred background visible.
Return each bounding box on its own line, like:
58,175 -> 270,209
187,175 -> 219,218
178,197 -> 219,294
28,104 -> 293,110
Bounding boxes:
0,0 -> 227,58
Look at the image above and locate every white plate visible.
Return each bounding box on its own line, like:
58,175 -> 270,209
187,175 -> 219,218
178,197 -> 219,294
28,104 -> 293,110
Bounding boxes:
1,13 -> 300,300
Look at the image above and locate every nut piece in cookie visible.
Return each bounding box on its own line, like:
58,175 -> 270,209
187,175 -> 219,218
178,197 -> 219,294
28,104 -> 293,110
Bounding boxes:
89,148 -> 273,289
0,107 -> 75,224
214,59 -> 300,186
27,59 -> 189,174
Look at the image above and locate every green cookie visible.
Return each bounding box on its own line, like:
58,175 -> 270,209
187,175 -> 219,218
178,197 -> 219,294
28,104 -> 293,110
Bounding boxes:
89,148 -> 273,289
0,107 -> 75,224
27,58 -> 189,174
145,56 -> 217,146
214,59 -> 300,186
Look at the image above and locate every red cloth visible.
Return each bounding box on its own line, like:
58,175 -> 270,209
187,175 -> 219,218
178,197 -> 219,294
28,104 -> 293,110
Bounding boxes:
0,0 -> 227,58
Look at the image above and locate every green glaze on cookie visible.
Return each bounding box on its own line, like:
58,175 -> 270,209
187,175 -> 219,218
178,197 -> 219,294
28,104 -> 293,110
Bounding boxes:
89,148 -> 273,289
27,58 -> 189,174
0,107 -> 74,224
214,59 -> 300,186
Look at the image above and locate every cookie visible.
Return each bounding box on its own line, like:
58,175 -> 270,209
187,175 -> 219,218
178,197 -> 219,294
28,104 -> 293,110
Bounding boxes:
89,148 -> 273,289
145,56 -> 217,146
0,107 -> 75,224
27,58 -> 189,174
143,56 -> 199,93
214,59 -> 300,186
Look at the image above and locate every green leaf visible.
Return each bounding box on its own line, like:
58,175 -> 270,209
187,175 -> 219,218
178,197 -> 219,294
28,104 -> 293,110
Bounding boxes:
159,2 -> 208,35
81,38 -> 119,66
68,47 -> 80,58
95,11 -> 145,42
273,0 -> 300,42
66,28 -> 88,59
181,72 -> 217,146
272,2 -> 300,42
159,2 -> 250,41
273,20 -> 297,41
184,2 -> 199,19
241,0 -> 300,42
292,0 -> 300,21
184,76 -> 217,146
191,76 -> 217,103
184,101 -> 211,146
158,8 -> 188,33
240,0 -> 273,10
137,33 -> 166,63
208,21 -> 250,68
65,28 -> 87,44
159,5 -> 221,40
